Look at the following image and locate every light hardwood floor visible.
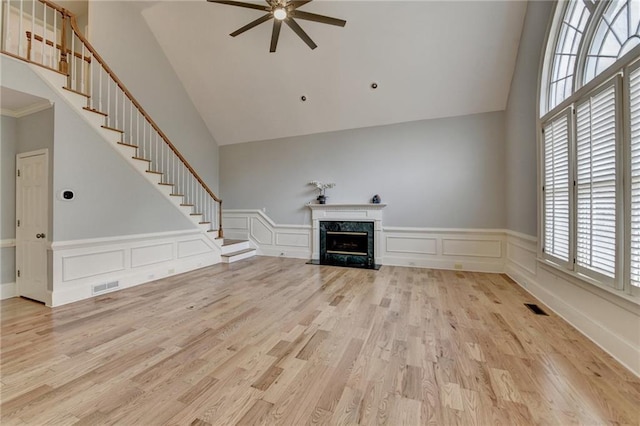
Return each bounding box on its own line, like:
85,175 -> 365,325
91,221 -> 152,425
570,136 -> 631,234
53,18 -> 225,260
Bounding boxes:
1,257 -> 639,425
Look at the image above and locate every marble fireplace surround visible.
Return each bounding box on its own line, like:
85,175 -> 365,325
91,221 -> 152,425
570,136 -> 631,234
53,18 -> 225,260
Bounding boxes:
307,204 -> 387,265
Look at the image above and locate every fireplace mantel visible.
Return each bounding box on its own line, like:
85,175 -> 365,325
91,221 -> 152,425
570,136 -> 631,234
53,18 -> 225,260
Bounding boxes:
307,203 -> 386,264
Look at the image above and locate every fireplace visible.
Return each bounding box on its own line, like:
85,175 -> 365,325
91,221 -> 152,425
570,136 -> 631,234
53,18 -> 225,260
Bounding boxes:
320,221 -> 375,268
307,203 -> 386,268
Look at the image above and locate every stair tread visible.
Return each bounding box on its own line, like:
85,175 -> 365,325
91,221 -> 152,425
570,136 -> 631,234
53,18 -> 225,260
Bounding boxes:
132,156 -> 151,162
170,194 -> 184,197
146,170 -> 162,175
180,204 -> 194,207
63,86 -> 90,98
101,125 -> 124,133
199,221 -> 211,224
222,248 -> 256,257
82,107 -> 108,116
190,213 -> 202,216
158,182 -> 173,186
223,239 -> 248,246
117,142 -> 138,148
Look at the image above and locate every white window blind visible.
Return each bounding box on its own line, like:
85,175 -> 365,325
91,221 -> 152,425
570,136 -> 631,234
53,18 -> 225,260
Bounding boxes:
630,67 -> 640,287
543,114 -> 571,262
575,83 -> 618,279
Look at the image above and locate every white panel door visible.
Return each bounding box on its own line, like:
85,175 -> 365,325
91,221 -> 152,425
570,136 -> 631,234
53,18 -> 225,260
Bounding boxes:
16,150 -> 49,303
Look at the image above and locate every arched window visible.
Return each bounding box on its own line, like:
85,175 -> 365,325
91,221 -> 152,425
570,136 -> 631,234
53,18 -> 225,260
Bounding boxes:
540,0 -> 640,295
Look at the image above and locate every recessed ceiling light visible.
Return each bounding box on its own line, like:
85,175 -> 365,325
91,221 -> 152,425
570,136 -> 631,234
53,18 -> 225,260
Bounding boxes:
371,82 -> 378,89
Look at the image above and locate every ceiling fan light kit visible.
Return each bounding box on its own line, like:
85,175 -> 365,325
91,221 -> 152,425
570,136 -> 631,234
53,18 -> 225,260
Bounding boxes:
207,0 -> 346,52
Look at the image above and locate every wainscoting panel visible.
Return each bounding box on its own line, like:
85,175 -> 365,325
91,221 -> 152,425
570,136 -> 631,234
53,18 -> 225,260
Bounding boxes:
385,236 -> 438,255
382,227 -> 505,272
62,249 -> 126,282
442,238 -> 502,258
250,217 -> 274,245
177,238 -> 214,259
224,210 -> 311,259
50,230 -> 220,307
131,243 -> 173,268
276,232 -> 310,248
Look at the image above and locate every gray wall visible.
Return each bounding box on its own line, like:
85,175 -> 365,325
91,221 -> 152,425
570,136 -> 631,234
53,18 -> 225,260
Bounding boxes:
1,115 -> 17,283
1,55 -> 196,241
88,1 -> 220,194
220,111 -> 506,228
504,0 -> 554,237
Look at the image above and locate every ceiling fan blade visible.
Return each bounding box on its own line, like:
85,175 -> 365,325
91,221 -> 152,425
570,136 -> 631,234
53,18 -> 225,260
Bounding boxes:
270,20 -> 282,52
285,18 -> 317,50
207,0 -> 270,12
289,10 -> 346,27
287,1 -> 312,9
230,14 -> 272,37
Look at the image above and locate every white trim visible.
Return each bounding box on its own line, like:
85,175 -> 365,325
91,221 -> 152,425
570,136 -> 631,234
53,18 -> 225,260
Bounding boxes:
1,100 -> 52,118
49,230 -> 221,307
51,229 -> 201,250
0,282 -> 17,300
384,226 -> 507,235
505,232 -> 640,377
0,239 -> 16,248
223,209 -> 508,273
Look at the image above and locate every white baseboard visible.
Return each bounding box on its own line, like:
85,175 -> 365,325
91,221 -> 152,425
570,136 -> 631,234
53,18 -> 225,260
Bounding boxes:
505,231 -> 640,378
0,282 -> 17,300
50,230 -> 221,307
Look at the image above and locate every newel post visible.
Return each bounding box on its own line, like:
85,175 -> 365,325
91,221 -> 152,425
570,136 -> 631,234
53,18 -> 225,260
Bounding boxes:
58,12 -> 68,74
218,200 -> 224,239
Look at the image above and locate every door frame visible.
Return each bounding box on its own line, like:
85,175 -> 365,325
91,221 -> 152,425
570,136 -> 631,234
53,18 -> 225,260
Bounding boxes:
15,148 -> 50,304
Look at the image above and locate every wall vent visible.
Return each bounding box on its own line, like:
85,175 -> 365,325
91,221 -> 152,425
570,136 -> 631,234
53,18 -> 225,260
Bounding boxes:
525,303 -> 548,316
92,281 -> 119,295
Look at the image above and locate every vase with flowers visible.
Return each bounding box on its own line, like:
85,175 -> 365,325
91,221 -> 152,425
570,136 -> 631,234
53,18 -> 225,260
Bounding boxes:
309,181 -> 335,204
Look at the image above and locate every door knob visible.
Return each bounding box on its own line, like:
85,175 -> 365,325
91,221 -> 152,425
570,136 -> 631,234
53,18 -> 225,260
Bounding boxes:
36,233 -> 45,239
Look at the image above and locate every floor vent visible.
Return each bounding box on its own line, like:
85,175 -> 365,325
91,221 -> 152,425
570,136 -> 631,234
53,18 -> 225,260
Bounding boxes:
92,281 -> 119,295
525,303 -> 548,316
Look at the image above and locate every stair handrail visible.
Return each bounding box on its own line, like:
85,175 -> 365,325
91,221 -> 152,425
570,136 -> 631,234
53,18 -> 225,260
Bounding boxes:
37,0 -> 223,236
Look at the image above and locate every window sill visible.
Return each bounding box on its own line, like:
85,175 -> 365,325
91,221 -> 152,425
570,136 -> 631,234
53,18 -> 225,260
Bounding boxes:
536,258 -> 640,314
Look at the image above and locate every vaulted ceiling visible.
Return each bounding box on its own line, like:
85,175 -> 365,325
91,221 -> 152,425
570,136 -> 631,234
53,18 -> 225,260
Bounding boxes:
141,1 -> 527,145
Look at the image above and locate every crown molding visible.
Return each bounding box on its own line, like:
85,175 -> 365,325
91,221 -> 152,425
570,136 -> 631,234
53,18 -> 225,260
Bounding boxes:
1,101 -> 52,118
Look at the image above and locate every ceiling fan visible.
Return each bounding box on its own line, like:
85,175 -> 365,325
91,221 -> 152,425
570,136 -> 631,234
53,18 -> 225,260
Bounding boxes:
207,0 -> 346,52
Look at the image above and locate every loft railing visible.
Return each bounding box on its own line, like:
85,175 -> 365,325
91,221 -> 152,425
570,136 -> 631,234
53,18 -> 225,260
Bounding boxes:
1,0 -> 223,238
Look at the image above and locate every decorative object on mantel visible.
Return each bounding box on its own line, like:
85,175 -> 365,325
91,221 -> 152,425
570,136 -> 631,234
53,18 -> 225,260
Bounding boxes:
309,181 -> 335,204
371,194 -> 381,204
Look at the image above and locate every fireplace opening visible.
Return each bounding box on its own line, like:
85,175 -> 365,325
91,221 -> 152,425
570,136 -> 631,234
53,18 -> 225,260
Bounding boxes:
326,231 -> 368,256
318,221 -> 377,269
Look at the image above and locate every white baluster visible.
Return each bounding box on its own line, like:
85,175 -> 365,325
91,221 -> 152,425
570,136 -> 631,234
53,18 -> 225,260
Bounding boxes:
105,76 -> 113,126
52,8 -> 57,68
81,43 -> 85,93
42,2 -> 46,66
17,0 -> 21,56
71,32 -> 75,89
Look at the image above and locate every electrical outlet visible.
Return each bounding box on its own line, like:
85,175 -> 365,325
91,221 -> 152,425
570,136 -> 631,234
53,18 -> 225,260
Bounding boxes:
262,207 -> 267,213
454,263 -> 463,270
168,268 -> 175,274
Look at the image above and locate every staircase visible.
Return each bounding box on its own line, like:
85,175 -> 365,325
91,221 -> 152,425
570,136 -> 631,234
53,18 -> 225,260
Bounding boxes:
1,0 -> 256,262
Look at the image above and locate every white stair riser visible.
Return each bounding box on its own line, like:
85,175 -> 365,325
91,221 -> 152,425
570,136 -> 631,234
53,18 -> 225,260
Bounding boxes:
222,250 -> 256,263
222,241 -> 251,255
